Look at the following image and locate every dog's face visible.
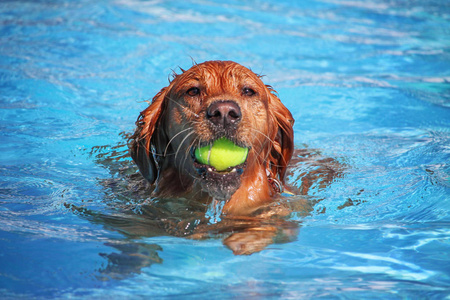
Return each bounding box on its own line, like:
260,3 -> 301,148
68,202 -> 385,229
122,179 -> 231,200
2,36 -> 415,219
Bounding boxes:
131,61 -> 294,206
162,62 -> 275,199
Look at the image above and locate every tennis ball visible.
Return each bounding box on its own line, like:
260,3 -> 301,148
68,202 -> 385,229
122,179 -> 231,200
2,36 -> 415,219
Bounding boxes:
194,137 -> 249,171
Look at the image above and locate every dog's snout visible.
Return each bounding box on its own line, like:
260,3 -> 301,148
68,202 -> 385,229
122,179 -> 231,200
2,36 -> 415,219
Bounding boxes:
206,100 -> 242,128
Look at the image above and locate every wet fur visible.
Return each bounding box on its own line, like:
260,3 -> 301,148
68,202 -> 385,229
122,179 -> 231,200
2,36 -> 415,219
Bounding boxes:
129,61 -> 294,216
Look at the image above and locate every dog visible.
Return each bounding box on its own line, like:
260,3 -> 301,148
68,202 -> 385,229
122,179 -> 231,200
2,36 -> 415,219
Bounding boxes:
129,60 -> 294,216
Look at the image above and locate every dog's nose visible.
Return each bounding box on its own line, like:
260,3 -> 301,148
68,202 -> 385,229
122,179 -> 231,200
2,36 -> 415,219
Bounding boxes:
206,100 -> 242,128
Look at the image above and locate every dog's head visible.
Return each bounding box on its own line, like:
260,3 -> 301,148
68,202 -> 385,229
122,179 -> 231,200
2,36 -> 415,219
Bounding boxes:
130,61 -> 294,202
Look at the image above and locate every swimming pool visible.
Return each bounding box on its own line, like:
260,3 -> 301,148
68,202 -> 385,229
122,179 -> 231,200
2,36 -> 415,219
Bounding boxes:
1,0 -> 449,298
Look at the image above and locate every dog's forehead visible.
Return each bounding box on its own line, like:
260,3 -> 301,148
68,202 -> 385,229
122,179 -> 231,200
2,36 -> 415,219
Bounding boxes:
182,61 -> 261,85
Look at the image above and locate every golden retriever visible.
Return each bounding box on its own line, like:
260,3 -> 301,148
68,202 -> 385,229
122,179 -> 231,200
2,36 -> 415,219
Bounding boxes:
129,60 -> 294,217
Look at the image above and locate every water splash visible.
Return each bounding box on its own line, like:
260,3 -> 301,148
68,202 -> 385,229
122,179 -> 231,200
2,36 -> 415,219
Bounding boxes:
205,198 -> 226,224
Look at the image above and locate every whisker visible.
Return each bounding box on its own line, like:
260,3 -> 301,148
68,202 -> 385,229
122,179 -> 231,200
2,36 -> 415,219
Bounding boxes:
249,128 -> 273,161
250,128 -> 275,145
163,127 -> 194,157
178,136 -> 202,187
165,95 -> 200,118
179,136 -> 199,172
186,136 -> 198,157
174,131 -> 196,162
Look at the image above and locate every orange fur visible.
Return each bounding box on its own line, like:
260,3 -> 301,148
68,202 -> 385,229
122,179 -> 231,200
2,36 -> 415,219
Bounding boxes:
129,61 -> 294,216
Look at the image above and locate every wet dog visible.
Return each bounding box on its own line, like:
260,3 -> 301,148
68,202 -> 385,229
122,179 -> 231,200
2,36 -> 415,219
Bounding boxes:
129,60 -> 294,216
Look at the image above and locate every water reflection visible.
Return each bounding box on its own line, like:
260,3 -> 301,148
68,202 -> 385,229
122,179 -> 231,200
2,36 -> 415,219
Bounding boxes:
99,242 -> 163,280
70,135 -> 342,279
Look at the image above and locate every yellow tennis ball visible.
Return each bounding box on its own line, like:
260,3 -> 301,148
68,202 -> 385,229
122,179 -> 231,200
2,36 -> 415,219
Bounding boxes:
194,137 -> 249,171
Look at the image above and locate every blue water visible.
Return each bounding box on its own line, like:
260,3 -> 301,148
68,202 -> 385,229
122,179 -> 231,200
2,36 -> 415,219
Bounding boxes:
1,0 -> 450,298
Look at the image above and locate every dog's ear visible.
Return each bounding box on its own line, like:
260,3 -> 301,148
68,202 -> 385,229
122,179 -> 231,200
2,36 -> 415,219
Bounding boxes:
266,87 -> 294,183
129,87 -> 168,184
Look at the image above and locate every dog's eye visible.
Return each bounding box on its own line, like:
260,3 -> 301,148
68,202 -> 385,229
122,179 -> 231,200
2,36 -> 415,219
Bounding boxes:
186,87 -> 200,97
242,87 -> 256,96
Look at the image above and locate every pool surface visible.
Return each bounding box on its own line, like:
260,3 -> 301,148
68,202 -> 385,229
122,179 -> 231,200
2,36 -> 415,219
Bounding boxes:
1,0 -> 450,298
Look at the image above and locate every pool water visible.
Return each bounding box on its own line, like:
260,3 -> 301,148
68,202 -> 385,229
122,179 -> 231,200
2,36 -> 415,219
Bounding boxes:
1,0 -> 450,298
